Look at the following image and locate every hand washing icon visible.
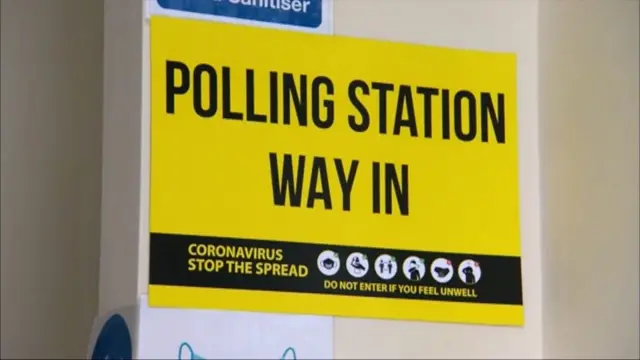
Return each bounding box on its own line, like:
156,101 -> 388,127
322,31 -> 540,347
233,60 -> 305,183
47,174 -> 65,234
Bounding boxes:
178,342 -> 297,360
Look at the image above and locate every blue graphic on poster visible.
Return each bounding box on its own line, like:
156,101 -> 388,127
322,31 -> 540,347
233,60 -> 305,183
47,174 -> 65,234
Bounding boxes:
91,314 -> 133,360
178,342 -> 297,360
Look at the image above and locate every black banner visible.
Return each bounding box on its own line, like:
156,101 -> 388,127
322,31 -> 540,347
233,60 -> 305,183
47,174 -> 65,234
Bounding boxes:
149,232 -> 523,306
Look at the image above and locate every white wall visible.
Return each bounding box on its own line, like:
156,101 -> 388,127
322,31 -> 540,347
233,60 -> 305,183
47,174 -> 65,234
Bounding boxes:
100,0 -> 147,317
0,0 -> 103,358
1,0 -> 638,358
539,1 -> 640,358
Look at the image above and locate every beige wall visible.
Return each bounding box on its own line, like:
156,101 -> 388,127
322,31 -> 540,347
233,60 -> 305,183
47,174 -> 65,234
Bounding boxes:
1,0 -> 638,358
0,0 -> 103,358
539,1 -> 640,358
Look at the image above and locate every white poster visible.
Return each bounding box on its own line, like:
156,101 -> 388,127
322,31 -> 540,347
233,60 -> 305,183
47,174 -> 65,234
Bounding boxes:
137,296 -> 333,359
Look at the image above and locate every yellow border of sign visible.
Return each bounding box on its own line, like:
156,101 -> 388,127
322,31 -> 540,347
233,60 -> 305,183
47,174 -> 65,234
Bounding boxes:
148,16 -> 524,327
149,285 -> 524,326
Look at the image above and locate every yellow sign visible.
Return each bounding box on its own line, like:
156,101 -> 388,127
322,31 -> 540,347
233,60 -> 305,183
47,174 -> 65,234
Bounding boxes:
148,16 -> 523,326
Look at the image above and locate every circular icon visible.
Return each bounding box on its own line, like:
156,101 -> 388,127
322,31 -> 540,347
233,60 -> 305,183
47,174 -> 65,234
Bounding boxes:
374,254 -> 398,280
91,313 -> 132,360
458,259 -> 482,285
430,257 -> 455,283
317,250 -> 340,276
402,256 -> 426,281
346,252 -> 369,278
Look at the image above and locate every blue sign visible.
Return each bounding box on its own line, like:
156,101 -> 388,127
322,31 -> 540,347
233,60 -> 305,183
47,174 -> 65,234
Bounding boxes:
156,0 -> 323,28
91,314 -> 133,360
